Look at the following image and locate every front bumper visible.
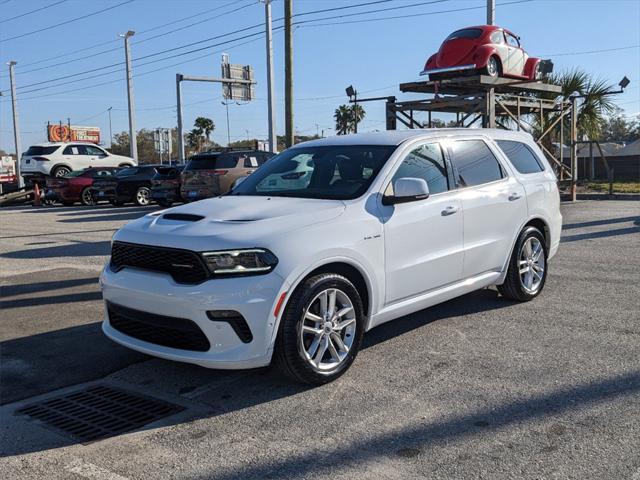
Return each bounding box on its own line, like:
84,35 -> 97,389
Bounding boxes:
419,63 -> 476,77
100,264 -> 288,369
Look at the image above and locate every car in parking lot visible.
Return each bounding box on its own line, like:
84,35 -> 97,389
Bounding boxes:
150,165 -> 184,207
20,142 -> 136,182
45,167 -> 118,205
180,149 -> 274,201
91,165 -> 160,206
101,129 -> 562,384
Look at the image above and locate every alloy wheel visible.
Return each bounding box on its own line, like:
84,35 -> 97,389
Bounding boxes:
82,188 -> 95,205
55,167 -> 70,177
519,237 -> 545,294
136,187 -> 150,205
298,288 -> 357,372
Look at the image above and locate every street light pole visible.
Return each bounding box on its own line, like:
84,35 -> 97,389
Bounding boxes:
264,0 -> 277,153
7,61 -> 23,188
107,106 -> 113,149
121,30 -> 138,161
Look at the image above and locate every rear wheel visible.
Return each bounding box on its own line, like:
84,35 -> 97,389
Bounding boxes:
80,187 -> 95,206
52,166 -> 71,177
135,186 -> 151,206
484,56 -> 501,78
275,273 -> 365,384
498,226 -> 548,301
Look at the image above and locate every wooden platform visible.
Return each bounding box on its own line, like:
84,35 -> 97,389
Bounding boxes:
400,75 -> 562,95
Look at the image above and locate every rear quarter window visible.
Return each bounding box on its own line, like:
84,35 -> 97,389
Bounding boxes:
25,146 -> 59,156
496,140 -> 544,174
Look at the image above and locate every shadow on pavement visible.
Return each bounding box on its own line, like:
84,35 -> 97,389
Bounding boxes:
0,291 -> 103,309
58,212 -> 151,223
561,226 -> 640,243
1,241 -> 111,259
0,276 -> 99,297
562,215 -> 640,230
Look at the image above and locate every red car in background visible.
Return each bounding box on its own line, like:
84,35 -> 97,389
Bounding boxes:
46,167 -> 117,206
421,25 -> 551,81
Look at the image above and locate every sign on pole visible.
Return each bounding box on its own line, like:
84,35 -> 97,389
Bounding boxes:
221,60 -> 255,101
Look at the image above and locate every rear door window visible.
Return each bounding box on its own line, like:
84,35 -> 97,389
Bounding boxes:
63,145 -> 87,155
496,140 -> 544,174
449,140 -> 505,187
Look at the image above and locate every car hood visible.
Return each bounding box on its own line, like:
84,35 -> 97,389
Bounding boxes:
113,195 -> 346,252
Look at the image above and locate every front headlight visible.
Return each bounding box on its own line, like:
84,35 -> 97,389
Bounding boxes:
201,248 -> 278,276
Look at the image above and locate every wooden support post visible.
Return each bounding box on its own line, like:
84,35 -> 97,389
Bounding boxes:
385,99 -> 397,131
484,88 -> 496,127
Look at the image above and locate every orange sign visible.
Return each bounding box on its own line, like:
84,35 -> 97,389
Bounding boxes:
47,124 -> 101,143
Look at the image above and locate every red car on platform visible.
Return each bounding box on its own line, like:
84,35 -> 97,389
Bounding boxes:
421,25 -> 551,81
46,167 -> 117,206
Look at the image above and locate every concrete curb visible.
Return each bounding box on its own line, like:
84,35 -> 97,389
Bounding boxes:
561,193 -> 640,201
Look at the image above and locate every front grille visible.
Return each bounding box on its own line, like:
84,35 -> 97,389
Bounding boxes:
108,302 -> 210,352
110,241 -> 209,284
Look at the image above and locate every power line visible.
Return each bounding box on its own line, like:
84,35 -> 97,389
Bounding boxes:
0,0 -> 68,24
0,0 -> 135,43
295,0 -> 533,27
0,0 -> 256,79
0,0 -> 246,75
540,45 -> 640,57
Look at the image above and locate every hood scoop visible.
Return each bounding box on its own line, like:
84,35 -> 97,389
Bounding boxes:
162,213 -> 204,222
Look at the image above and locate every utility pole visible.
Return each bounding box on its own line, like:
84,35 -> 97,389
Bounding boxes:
222,100 -> 231,146
7,61 -> 23,188
121,30 -> 138,161
176,74 -> 184,162
570,95 -> 578,202
487,0 -> 495,25
264,0 -> 277,153
284,0 -> 294,148
107,106 -> 113,149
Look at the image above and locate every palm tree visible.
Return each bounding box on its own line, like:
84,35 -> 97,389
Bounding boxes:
334,104 -> 367,135
186,128 -> 203,153
194,117 -> 215,143
535,69 -> 616,141
334,105 -> 352,135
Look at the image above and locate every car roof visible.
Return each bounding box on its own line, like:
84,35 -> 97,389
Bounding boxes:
293,128 -> 534,148
28,141 -> 102,147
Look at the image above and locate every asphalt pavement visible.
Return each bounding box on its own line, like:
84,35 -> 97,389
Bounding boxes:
0,200 -> 639,479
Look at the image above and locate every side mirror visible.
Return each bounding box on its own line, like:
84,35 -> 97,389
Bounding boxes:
382,177 -> 430,205
232,176 -> 247,189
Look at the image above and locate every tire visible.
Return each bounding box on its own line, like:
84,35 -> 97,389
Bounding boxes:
80,187 -> 95,206
484,56 -> 501,78
274,273 -> 365,385
498,226 -> 548,302
134,186 -> 151,206
118,163 -> 133,168
52,165 -> 71,178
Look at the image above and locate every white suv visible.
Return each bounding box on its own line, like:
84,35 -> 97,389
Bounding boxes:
21,142 -> 136,179
101,129 -> 562,384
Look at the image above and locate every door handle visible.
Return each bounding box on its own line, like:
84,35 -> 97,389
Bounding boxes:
441,205 -> 459,216
508,193 -> 522,201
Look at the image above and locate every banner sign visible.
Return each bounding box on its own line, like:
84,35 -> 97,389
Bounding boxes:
47,124 -> 101,144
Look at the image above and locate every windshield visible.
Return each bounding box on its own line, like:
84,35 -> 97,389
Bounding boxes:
231,145 -> 395,200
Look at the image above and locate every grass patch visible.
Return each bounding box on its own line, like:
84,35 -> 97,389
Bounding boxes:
581,181 -> 640,194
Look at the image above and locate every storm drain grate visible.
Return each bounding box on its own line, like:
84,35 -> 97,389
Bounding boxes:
16,384 -> 184,442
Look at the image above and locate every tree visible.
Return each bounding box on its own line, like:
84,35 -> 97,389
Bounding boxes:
194,117 -> 215,142
186,128 -> 203,153
334,104 -> 366,135
599,107 -> 640,143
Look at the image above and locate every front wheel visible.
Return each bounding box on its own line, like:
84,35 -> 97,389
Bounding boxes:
274,273 -> 365,384
135,186 -> 151,206
498,226 -> 547,301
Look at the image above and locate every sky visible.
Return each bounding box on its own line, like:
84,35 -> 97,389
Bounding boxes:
0,0 -> 639,154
